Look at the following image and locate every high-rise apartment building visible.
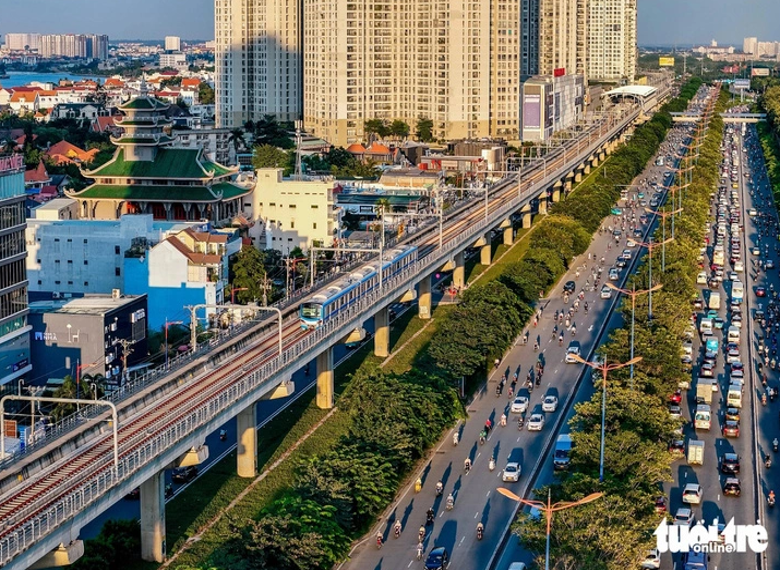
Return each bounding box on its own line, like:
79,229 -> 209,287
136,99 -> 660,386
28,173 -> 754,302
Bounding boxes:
587,0 -> 636,82
0,154 -> 31,387
520,0 -> 540,77
214,0 -> 302,128
4,33 -> 41,51
165,36 -> 182,52
743,37 -> 758,55
39,34 -> 109,60
538,0 -> 587,79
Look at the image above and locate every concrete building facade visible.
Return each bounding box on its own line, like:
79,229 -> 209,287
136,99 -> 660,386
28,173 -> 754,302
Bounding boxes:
586,0 -> 637,83
743,37 -> 758,55
538,0 -> 587,79
165,36 -> 182,52
28,294 -> 148,391
253,168 -> 339,252
5,33 -> 41,51
521,74 -> 585,141
0,154 -> 32,386
214,0 -> 302,127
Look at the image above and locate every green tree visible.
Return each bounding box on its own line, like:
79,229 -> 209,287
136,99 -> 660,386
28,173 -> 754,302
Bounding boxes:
252,144 -> 289,170
327,147 -> 354,168
197,82 -> 215,104
230,247 -> 267,304
364,118 -> 389,139
389,119 -> 410,140
50,375 -> 97,422
415,117 -> 434,142
228,128 -> 245,154
254,115 -> 294,148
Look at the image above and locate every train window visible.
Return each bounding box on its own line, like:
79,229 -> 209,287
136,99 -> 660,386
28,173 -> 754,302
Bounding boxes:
301,304 -> 321,319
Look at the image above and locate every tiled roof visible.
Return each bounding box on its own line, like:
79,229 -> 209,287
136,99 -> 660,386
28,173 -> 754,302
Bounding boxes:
69,184 -> 220,202
184,228 -> 229,243
86,147 -> 233,180
118,97 -> 168,111
10,92 -> 37,103
24,161 -> 50,183
166,236 -> 222,264
365,143 -> 392,155
346,143 -> 366,154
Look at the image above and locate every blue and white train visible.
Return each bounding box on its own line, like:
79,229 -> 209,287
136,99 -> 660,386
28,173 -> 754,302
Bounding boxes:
299,245 -> 418,329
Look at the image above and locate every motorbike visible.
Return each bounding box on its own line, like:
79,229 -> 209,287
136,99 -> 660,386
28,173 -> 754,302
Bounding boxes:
219,429 -> 227,442
476,523 -> 484,541
766,456 -> 773,469
419,527 -> 426,542
446,495 -> 454,511
393,522 -> 402,539
464,459 -> 471,473
435,481 -> 443,497
165,484 -> 173,499
415,478 -> 422,493
489,457 -> 496,471
479,429 -> 487,445
518,416 -> 525,431
774,438 -> 778,453
426,510 -> 435,525
453,432 -> 459,446
769,494 -> 776,508
417,542 -> 424,560
376,533 -> 383,549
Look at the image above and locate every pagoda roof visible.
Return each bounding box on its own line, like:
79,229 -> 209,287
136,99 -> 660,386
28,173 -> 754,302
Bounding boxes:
68,182 -> 250,203
118,96 -> 169,111
111,135 -> 177,146
84,147 -> 235,180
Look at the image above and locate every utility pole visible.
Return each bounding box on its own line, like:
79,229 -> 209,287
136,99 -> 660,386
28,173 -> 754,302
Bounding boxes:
259,275 -> 272,306
116,339 -> 134,385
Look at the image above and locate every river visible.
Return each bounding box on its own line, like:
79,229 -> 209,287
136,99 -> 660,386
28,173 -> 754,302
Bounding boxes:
0,72 -> 103,89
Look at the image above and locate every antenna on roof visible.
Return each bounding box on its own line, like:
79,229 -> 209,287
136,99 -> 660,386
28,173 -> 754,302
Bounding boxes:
294,120 -> 303,181
140,73 -> 149,97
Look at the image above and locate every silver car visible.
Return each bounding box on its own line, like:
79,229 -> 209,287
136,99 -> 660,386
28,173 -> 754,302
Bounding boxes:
527,413 -> 545,431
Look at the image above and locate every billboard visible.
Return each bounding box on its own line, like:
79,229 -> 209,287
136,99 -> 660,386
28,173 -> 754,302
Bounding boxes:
734,79 -> 751,89
553,67 -> 566,77
523,94 -> 542,130
659,57 -> 675,67
752,67 -> 771,77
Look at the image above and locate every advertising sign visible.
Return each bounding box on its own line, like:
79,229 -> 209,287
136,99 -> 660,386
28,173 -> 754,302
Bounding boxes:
752,67 -> 770,77
553,68 -> 566,77
734,79 -> 751,89
523,94 -> 541,129
0,154 -> 23,175
659,57 -> 675,67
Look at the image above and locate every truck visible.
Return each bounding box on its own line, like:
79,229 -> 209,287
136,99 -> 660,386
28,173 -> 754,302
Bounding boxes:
732,281 -> 744,304
694,404 -> 712,430
708,291 -> 721,310
687,439 -> 705,465
696,378 -> 714,404
727,383 -> 743,408
553,434 -> 573,470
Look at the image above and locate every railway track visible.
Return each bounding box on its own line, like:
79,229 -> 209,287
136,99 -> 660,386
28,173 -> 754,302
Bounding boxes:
0,110 -> 636,568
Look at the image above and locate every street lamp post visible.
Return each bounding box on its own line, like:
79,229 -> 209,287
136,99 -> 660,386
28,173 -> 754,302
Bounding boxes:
632,237 -> 673,320
569,353 -> 642,482
645,206 -> 682,272
605,282 -> 662,387
496,487 -> 603,570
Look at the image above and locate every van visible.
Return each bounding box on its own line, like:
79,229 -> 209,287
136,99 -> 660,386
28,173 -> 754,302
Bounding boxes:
727,383 -> 742,408
708,291 -> 721,310
699,318 -> 714,335
727,326 -> 740,343
732,281 -> 744,304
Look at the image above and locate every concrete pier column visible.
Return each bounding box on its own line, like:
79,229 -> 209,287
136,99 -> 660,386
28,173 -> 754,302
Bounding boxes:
374,306 -> 390,358
419,275 -> 432,320
480,233 -> 492,266
316,347 -> 334,409
552,181 -> 563,203
564,179 -> 573,195
521,205 -> 533,228
584,162 -> 591,175
502,219 -> 514,246
574,169 -> 583,183
237,403 -> 257,478
453,251 -> 465,290
140,471 -> 166,562
538,195 -> 548,215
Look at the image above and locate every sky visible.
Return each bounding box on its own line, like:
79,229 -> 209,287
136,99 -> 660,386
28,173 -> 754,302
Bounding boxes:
1,0 -> 780,46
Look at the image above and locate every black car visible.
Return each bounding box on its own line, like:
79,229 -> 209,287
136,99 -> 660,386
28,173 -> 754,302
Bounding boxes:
563,281 -> 576,295
172,465 -> 199,483
721,452 -> 740,474
424,546 -> 450,570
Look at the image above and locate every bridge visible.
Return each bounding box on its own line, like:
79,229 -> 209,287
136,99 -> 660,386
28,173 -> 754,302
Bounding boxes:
0,86 -> 669,570
672,111 -> 766,123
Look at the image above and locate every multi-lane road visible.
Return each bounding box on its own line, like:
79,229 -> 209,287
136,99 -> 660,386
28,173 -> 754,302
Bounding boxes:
340,95 -> 701,570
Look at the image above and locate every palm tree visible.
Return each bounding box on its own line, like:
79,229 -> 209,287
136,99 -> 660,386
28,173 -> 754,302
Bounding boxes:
228,128 -> 246,155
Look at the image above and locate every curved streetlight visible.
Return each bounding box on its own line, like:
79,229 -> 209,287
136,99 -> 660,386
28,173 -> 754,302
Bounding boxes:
630,237 -> 673,320
605,282 -> 662,387
645,206 -> 683,271
496,487 -> 603,570
569,353 -> 642,482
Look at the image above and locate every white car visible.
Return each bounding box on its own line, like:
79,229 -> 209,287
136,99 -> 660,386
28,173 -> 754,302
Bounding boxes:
600,285 -> 612,299
682,483 -> 703,505
511,395 -> 529,414
729,272 -> 739,281
542,395 -> 559,413
734,260 -> 744,272
502,462 -> 522,482
674,507 -> 694,526
641,549 -> 661,569
527,413 -> 545,431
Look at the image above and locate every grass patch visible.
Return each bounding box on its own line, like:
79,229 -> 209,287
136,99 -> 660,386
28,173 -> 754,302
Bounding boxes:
383,305 -> 454,375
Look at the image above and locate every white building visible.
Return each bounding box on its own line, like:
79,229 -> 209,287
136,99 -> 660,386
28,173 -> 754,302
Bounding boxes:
25,214 -> 203,296
4,33 -> 41,51
214,0 -> 302,127
521,74 -> 585,141
160,52 -> 187,70
165,36 -> 182,52
744,37 -> 758,55
587,0 -> 637,83
252,168 -> 339,252
173,126 -> 236,165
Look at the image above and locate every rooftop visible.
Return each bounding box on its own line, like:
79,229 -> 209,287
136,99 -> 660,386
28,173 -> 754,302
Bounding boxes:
29,294 -> 146,316
68,183 -> 235,202
84,147 -> 234,180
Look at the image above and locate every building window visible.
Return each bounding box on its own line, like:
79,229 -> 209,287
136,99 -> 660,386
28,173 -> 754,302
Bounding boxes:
115,267 -> 121,276
84,260 -> 88,265
84,239 -> 88,244
313,223 -> 318,229
37,280 -> 41,285
55,280 -> 61,284
115,245 -> 121,254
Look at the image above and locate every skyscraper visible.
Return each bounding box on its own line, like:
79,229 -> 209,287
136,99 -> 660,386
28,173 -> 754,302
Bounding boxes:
214,0 -> 302,128
587,0 -> 637,82
4,33 -> 40,51
165,36 -> 182,52
538,0 -> 587,79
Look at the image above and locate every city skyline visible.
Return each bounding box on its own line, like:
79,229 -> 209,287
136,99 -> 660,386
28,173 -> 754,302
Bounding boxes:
0,0 -> 779,45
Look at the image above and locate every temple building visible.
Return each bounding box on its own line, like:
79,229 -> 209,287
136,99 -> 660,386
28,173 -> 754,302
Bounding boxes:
67,92 -> 252,225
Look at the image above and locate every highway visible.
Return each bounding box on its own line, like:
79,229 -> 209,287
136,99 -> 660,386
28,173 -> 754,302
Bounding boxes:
0,101 -> 651,569
340,101 -> 694,570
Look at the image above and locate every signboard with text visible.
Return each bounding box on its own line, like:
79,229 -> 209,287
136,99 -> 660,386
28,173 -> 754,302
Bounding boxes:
0,154 -> 23,175
523,94 -> 542,129
752,68 -> 770,77
734,79 -> 751,89
659,57 -> 675,67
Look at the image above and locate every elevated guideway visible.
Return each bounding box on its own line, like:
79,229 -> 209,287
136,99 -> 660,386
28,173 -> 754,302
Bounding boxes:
672,111 -> 766,123
0,84 -> 669,570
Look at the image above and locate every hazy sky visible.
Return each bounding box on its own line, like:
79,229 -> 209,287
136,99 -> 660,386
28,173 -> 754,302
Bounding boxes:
1,0 -> 779,45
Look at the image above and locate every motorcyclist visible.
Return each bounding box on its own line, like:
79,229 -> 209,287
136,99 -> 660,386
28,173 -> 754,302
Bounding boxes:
394,520 -> 402,537
774,438 -> 779,452
446,493 -> 454,510
435,480 -> 444,496
426,507 -> 435,524
476,522 -> 484,540
219,429 -> 227,441
464,457 -> 472,472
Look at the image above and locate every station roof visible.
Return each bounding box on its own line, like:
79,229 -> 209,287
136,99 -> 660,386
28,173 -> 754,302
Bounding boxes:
603,85 -> 658,99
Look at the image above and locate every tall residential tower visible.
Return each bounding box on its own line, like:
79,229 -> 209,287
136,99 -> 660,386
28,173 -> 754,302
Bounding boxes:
587,0 -> 637,82
538,0 -> 587,79
214,0 -> 302,128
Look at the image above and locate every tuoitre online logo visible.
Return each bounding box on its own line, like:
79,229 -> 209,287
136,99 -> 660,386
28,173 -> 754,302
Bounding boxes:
654,519 -> 768,554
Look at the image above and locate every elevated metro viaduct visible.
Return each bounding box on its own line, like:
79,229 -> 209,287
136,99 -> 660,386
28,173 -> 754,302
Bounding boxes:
0,85 -> 672,570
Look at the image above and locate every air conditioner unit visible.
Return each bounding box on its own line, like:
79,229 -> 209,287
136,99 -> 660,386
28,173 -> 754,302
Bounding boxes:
112,289 -> 121,299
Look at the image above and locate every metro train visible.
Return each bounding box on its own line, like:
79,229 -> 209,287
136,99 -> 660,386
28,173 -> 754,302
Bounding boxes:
299,245 -> 419,329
